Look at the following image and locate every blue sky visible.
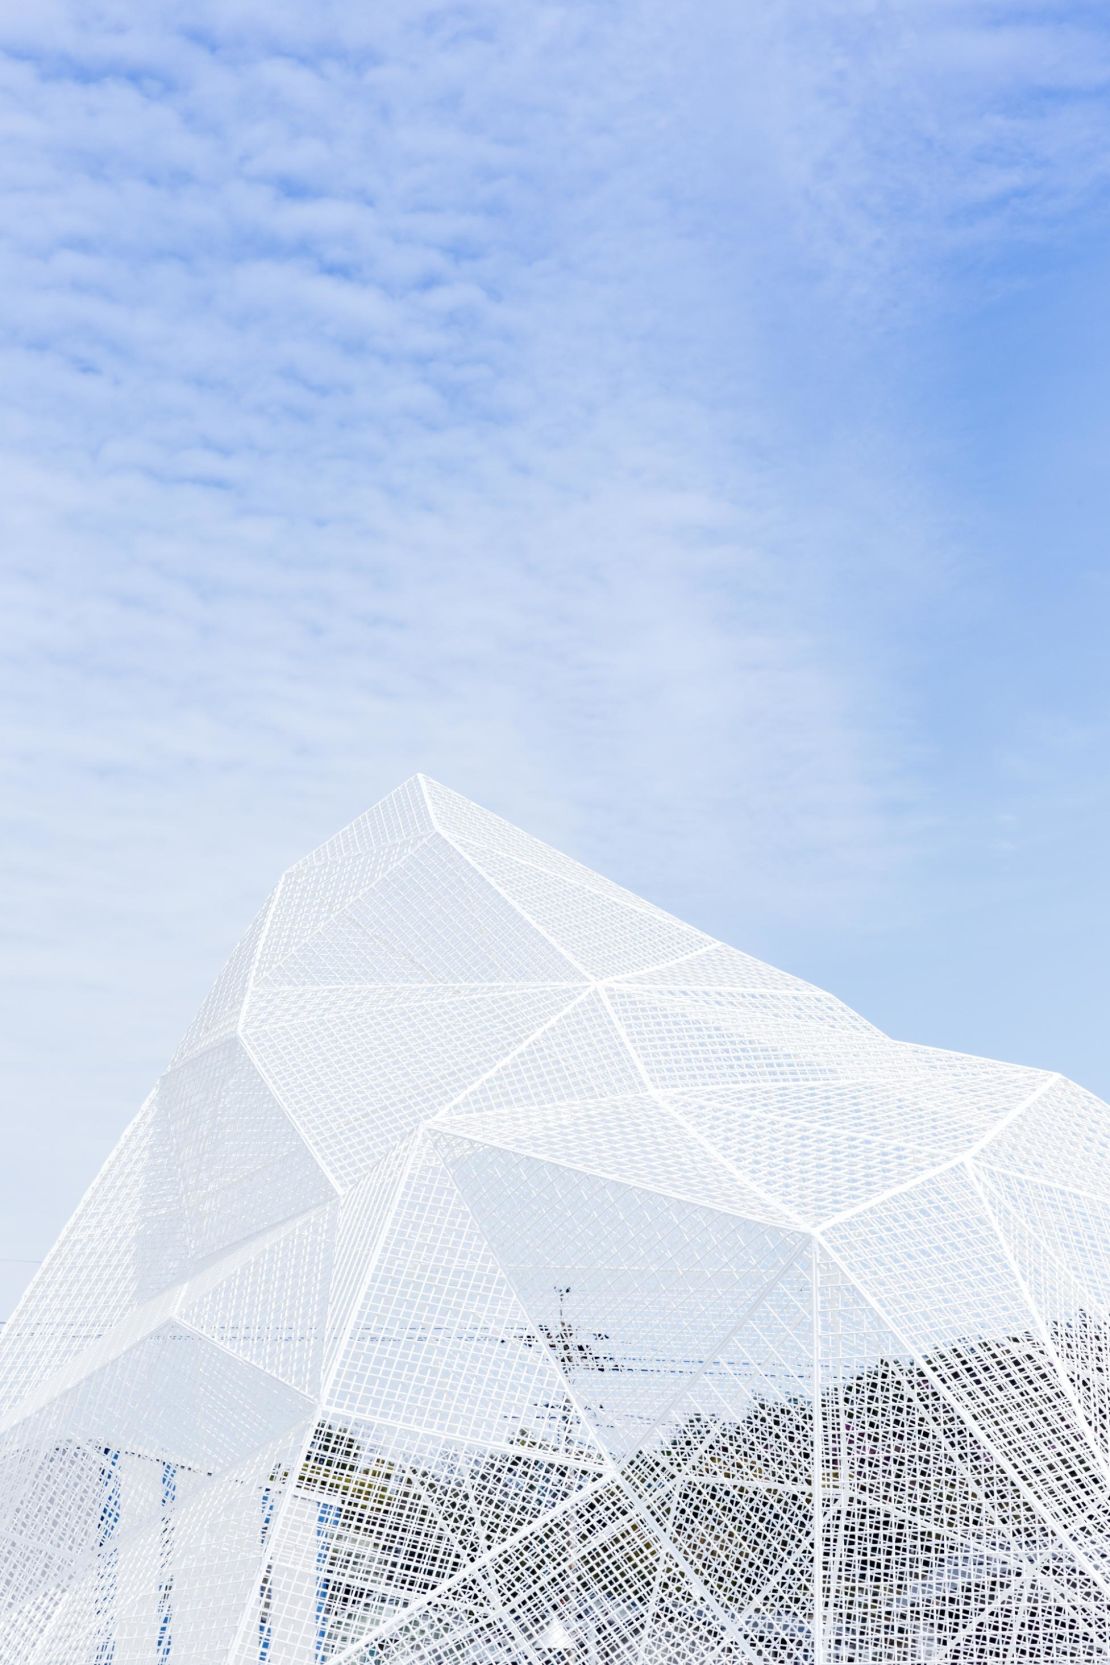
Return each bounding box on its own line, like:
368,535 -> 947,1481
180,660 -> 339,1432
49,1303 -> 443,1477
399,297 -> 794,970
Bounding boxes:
2,0 -> 1110,1314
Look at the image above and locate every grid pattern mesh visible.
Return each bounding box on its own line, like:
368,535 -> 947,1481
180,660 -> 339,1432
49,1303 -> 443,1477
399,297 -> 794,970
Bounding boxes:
0,775 -> 1106,1662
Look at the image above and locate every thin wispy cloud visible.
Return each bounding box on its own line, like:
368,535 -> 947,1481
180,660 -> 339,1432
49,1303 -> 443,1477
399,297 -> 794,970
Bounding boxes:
2,0 -> 1110,1308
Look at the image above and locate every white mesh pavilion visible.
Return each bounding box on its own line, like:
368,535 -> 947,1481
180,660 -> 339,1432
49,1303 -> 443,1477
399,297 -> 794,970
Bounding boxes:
2,775 -> 1110,1664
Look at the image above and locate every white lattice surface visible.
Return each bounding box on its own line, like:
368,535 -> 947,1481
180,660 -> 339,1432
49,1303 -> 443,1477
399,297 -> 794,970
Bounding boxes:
2,776 -> 1108,1662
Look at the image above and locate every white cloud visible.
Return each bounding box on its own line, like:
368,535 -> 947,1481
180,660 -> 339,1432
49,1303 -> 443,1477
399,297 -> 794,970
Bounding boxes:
2,0 -> 1110,1302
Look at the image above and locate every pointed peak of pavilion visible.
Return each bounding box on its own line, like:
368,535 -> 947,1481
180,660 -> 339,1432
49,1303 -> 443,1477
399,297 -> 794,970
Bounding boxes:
291,773 -> 672,919
269,774 -> 854,1007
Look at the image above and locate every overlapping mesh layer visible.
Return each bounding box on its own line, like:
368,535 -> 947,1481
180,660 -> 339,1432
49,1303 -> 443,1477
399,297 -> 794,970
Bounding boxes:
0,776 -> 1104,1662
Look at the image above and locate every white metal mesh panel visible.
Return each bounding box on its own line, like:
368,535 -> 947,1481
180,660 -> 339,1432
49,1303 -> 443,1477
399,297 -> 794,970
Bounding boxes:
244,985 -> 582,1189
181,1203 -> 337,1396
0,1098 -> 186,1411
448,839 -> 711,981
255,836 -> 433,985
3,775 -> 1109,1662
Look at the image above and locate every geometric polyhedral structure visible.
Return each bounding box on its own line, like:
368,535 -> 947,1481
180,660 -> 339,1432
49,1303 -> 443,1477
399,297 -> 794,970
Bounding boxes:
3,775 -> 1110,1664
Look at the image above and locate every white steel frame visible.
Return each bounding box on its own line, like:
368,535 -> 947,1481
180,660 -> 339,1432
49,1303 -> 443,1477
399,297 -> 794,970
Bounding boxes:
1,776 -> 1109,1663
